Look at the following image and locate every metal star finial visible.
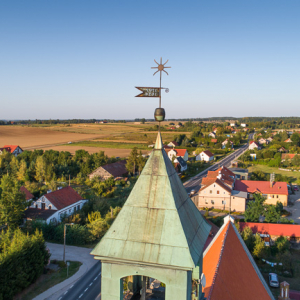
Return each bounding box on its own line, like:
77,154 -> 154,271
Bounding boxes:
151,57 -> 171,76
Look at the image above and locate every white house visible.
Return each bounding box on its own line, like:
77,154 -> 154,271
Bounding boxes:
196,150 -> 214,162
208,132 -> 216,138
230,122 -> 236,127
174,156 -> 187,172
249,141 -> 261,150
167,141 -> 179,148
166,148 -> 189,162
241,123 -> 247,127
25,186 -> 87,224
222,139 -> 234,149
258,138 -> 269,145
0,145 -> 23,156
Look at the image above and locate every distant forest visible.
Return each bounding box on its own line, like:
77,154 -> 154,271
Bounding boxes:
1,116 -> 300,125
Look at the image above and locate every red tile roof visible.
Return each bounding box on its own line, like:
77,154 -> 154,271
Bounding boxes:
3,145 -> 21,153
24,208 -> 56,220
45,186 -> 83,210
200,178 -> 232,193
285,138 -> 292,143
210,139 -> 217,143
235,180 -> 288,195
282,153 -> 297,160
166,148 -> 187,157
239,222 -> 300,238
203,221 -> 273,300
202,150 -> 214,158
250,141 -> 259,146
20,186 -> 34,200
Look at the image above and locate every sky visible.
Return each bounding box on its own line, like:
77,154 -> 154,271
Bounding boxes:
0,0 -> 299,120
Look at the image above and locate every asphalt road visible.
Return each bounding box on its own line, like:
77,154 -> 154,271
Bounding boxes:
58,261 -> 101,300
184,135 -> 253,194
57,135 -> 252,300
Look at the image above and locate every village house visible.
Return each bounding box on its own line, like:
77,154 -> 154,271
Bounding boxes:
175,124 -> 182,128
222,139 -> 233,149
89,160 -> 128,180
249,141 -> 261,150
229,167 -> 249,180
0,145 -> 23,156
258,138 -> 269,145
198,167 -> 248,212
165,148 -> 188,162
239,223 -> 300,243
195,150 -> 214,162
24,186 -> 87,224
208,132 -> 216,138
284,138 -> 292,143
279,146 -> 287,153
281,153 -> 298,161
241,123 -> 247,127
230,122 -> 236,127
234,180 -> 288,206
267,137 -> 274,142
167,141 -> 179,148
174,156 -> 187,172
210,138 -> 217,144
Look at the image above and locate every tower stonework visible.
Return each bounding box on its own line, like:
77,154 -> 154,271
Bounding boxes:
91,132 -> 211,300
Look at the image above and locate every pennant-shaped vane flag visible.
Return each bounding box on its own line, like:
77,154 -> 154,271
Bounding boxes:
135,87 -> 160,97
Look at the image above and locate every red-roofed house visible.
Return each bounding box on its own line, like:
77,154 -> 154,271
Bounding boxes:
239,223 -> 300,242
203,216 -> 274,300
26,186 -> 87,224
167,141 -> 179,147
234,180 -> 288,206
249,141 -> 261,150
281,153 -> 297,160
285,138 -> 292,143
210,139 -> 217,144
196,150 -> 214,162
0,145 -> 23,156
20,186 -> 34,201
89,160 -> 128,180
166,148 -> 188,161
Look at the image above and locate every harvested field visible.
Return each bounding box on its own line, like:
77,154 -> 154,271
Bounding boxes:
41,145 -> 149,157
0,126 -> 101,149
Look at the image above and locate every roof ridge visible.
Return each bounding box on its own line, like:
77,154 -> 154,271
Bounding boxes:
207,223 -> 230,300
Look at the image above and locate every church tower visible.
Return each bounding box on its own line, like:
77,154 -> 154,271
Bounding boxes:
91,132 -> 211,300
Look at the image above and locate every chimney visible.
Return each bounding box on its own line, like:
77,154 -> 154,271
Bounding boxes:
278,281 -> 290,300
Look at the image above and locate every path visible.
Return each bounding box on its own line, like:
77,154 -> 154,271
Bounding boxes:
33,243 -> 97,300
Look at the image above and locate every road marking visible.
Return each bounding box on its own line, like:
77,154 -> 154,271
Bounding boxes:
79,294 -> 83,299
64,291 -> 68,294
70,284 -> 74,288
58,298 -> 62,300
94,277 -> 97,281
89,283 -> 93,286
85,288 -> 88,292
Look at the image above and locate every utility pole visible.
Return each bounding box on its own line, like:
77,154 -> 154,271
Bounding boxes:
63,223 -> 74,263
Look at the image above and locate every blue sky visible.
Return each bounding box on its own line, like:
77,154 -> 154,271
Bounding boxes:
0,0 -> 299,119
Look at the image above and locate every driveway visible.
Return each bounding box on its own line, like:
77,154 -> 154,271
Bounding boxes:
33,243 -> 97,300
286,191 -> 300,224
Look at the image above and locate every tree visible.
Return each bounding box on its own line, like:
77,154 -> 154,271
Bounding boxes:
0,175 -> 27,228
291,133 -> 300,146
141,118 -> 146,124
275,236 -> 290,253
137,151 -> 147,174
35,156 -> 47,182
126,147 -> 139,175
244,194 -> 265,222
16,159 -> 27,181
253,233 -> 267,259
241,226 -> 255,252
264,205 -> 280,223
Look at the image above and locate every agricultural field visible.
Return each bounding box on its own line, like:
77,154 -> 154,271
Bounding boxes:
0,123 -> 187,157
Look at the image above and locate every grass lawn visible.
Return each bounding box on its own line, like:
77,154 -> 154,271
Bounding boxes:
248,164 -> 300,183
14,260 -> 82,300
65,141 -> 149,150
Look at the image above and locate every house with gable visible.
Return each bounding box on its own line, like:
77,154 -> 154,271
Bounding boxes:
20,186 -> 34,202
167,141 -> 179,147
174,156 -> 187,172
196,150 -> 214,162
165,148 -> 188,162
258,138 -> 268,145
285,138 -> 292,143
89,160 -> 128,180
221,139 -> 233,149
249,141 -> 261,150
0,145 -> 23,156
25,186 -> 87,224
210,138 -> 217,144
208,132 -> 216,138
203,216 -> 275,300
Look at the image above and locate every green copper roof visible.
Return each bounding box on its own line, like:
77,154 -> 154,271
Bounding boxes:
91,132 -> 211,270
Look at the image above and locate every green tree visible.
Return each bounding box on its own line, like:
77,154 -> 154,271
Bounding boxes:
291,133 -> 300,146
264,205 -> 280,223
126,147 -> 139,175
16,160 -> 27,181
35,156 -> 47,182
137,151 -> 147,174
0,175 -> 27,228
244,194 -> 265,222
275,236 -> 290,253
252,233 -> 267,259
241,226 -> 255,252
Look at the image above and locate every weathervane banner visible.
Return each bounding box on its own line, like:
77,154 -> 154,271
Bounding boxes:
135,87 -> 160,97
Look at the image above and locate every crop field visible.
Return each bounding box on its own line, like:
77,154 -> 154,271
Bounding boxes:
0,123 -> 187,157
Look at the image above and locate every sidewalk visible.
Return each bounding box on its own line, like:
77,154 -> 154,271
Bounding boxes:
33,243 -> 97,300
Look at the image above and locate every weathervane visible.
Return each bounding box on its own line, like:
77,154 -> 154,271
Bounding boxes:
135,57 -> 171,126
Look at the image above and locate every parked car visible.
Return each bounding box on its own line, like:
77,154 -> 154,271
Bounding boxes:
190,190 -> 196,195
268,273 -> 279,288
294,186 -> 299,191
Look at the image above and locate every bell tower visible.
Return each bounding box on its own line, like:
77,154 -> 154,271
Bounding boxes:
91,59 -> 211,300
